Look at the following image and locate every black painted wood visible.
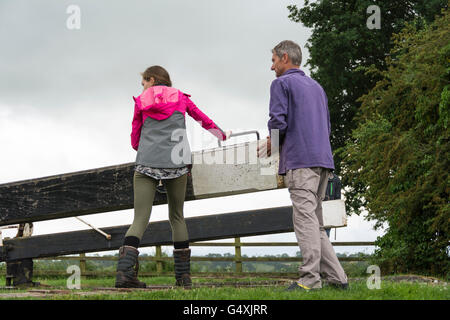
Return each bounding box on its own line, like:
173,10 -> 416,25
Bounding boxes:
1,206 -> 293,261
0,162 -> 197,226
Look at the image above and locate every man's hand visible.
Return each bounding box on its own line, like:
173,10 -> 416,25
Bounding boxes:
257,136 -> 272,158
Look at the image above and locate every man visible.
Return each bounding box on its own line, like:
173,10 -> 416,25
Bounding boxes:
259,40 -> 348,290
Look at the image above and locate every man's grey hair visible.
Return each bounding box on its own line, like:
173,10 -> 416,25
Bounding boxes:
272,40 -> 302,66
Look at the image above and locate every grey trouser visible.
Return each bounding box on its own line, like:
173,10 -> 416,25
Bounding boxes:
285,167 -> 348,288
125,171 -> 189,243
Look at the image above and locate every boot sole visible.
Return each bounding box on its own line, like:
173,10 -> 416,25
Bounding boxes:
115,282 -> 146,289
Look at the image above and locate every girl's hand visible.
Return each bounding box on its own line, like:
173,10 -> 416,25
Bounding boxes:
225,130 -> 232,140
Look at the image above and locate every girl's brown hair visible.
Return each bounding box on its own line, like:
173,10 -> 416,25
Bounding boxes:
141,65 -> 172,87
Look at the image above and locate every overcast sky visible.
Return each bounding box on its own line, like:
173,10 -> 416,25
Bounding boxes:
0,0 -> 385,257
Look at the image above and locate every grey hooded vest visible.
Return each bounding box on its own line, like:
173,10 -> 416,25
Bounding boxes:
135,111 -> 192,168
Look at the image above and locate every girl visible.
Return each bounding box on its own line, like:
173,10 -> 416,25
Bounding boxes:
115,66 -> 230,288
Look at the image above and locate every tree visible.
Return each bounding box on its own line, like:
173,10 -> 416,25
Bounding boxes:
339,8 -> 449,276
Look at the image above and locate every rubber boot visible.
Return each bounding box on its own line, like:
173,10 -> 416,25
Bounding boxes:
115,246 -> 146,288
173,248 -> 192,288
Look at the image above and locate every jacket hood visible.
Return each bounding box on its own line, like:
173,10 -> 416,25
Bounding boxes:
136,86 -> 181,112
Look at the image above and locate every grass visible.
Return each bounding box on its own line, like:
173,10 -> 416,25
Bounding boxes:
0,275 -> 448,300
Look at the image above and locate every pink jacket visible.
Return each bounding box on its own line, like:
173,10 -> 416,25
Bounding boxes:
131,85 -> 226,151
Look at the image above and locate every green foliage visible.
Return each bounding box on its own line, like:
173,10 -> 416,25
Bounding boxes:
339,8 -> 450,276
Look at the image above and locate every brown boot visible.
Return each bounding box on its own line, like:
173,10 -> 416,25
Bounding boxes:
115,246 -> 146,288
173,248 -> 192,288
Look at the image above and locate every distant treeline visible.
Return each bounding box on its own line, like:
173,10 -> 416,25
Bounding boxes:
0,252 -> 371,277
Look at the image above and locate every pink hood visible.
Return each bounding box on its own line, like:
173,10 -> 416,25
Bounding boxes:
130,86 -> 226,150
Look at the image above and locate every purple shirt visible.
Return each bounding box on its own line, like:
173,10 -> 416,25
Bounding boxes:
268,68 -> 334,175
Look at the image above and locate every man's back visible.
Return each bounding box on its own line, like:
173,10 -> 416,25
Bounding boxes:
268,68 -> 334,175
268,40 -> 348,291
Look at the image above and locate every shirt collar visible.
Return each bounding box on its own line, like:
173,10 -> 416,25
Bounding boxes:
282,68 -> 305,76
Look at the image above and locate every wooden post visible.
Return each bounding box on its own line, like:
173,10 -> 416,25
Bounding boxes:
155,246 -> 163,274
79,253 -> 86,274
235,237 -> 242,274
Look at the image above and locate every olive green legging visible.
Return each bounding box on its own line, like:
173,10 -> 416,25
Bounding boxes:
125,171 -> 189,242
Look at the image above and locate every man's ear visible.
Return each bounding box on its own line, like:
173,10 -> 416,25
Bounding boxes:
282,53 -> 290,64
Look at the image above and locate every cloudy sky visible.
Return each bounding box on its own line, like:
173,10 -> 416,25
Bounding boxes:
0,0 -> 384,257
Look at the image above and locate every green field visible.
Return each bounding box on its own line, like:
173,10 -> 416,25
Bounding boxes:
0,276 -> 448,300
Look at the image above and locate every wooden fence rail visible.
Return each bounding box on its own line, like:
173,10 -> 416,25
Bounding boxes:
0,141 -> 285,226
23,239 -> 375,276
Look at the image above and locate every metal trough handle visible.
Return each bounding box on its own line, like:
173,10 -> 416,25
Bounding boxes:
217,130 -> 260,147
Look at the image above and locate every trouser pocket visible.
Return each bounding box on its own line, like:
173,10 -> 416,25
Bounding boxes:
289,168 -> 321,193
